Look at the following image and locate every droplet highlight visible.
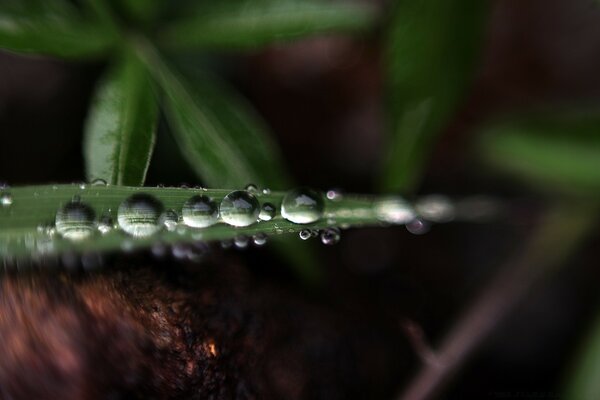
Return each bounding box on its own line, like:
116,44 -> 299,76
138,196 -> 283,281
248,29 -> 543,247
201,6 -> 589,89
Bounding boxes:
117,193 -> 164,237
219,190 -> 260,227
281,188 -> 324,224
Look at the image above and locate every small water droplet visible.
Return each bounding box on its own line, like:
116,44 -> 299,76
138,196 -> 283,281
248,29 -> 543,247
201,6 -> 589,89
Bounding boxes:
1,192 -> 13,207
259,202 -> 276,221
375,197 -> 416,224
220,190 -> 260,227
97,214 -> 113,235
262,188 -> 271,195
187,242 -> 209,261
55,201 -> 96,241
151,242 -> 168,258
326,189 -> 343,201
299,229 -> 312,240
234,235 -> 249,249
406,219 -> 430,235
320,228 -> 341,245
117,193 -> 164,237
91,178 -> 107,186
252,233 -> 268,246
171,244 -> 188,259
182,195 -> 218,228
415,195 -> 455,223
162,209 -> 179,231
281,187 -> 324,224
245,183 -> 259,194
220,240 -> 233,249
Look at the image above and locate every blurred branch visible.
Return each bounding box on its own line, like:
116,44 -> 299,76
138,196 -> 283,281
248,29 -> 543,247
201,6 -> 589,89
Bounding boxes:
399,201 -> 598,400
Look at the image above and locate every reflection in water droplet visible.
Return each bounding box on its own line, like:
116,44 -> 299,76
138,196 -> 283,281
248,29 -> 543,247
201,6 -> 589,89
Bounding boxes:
91,178 -> 107,186
406,218 -> 430,235
97,214 -> 113,235
220,190 -> 260,227
182,195 -> 218,228
118,193 -> 164,237
281,188 -> 324,224
245,184 -> 259,194
55,201 -> 96,241
1,192 -> 13,207
415,195 -> 454,223
259,202 -> 276,221
234,235 -> 249,249
162,209 -> 179,231
375,197 -> 415,224
252,233 -> 268,246
320,228 -> 341,245
299,229 -> 312,240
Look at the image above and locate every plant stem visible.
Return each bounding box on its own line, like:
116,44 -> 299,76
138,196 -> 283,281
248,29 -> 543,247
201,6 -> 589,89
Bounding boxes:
398,202 -> 598,400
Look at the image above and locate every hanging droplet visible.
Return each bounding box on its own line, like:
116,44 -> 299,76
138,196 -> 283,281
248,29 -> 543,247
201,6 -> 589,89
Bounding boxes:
299,229 -> 312,240
182,195 -> 218,228
406,218 -> 430,235
220,190 -> 260,227
326,189 -> 343,201
55,201 -> 96,241
245,183 -> 259,194
281,187 -> 324,224
415,195 -> 455,223
234,235 -> 249,249
97,214 -> 113,235
162,209 -> 179,231
117,193 -> 164,237
0,192 -> 13,207
220,239 -> 233,249
320,228 -> 341,245
259,202 -> 276,221
375,197 -> 415,224
90,178 -> 107,186
252,233 -> 268,246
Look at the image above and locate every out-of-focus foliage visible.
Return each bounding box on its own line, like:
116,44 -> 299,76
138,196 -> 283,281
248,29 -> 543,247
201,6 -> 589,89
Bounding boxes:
565,311 -> 600,400
381,0 -> 488,193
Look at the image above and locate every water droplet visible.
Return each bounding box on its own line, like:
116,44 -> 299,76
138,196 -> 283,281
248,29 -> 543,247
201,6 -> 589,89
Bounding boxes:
79,183 -> 87,190
262,188 -> 271,195
259,202 -> 276,221
117,193 -> 164,237
162,209 -> 179,231
320,228 -> 341,245
172,243 -> 188,259
375,197 -> 415,224
252,233 -> 268,246
187,242 -> 209,261
245,183 -> 259,194
55,201 -> 96,241
182,195 -> 218,228
299,229 -> 312,240
281,188 -> 324,224
406,219 -> 430,235
91,178 -> 107,186
234,235 -> 249,249
220,240 -> 233,249
151,242 -> 168,258
415,195 -> 455,223
97,214 -> 113,235
1,192 -> 13,207
220,190 -> 260,227
326,189 -> 343,201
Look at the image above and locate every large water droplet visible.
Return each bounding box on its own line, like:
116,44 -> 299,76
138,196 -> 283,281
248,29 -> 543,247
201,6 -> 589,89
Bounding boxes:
0,192 -> 13,207
320,228 -> 341,245
182,195 -> 218,228
220,190 -> 260,227
118,193 -> 164,237
281,188 -> 324,224
55,201 -> 96,241
259,202 -> 276,221
374,197 -> 415,224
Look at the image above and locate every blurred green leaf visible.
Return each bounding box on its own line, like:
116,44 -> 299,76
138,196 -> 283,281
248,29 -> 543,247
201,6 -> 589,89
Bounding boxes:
381,0 -> 487,193
160,0 -> 377,50
564,310 -> 600,400
0,0 -> 115,58
136,43 -> 290,189
84,52 -> 158,186
479,112 -> 600,196
118,0 -> 163,24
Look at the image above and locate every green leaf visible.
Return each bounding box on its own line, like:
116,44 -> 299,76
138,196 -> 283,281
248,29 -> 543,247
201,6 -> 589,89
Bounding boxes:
160,0 -> 377,50
0,0 -> 115,58
135,43 -> 290,189
564,310 -> 600,400
380,0 -> 487,193
479,111 -> 600,196
84,52 -> 158,186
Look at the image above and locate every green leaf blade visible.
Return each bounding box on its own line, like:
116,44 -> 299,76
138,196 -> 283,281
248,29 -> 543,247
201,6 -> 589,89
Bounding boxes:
160,0 -> 377,50
84,53 -> 159,186
381,0 -> 488,193
0,0 -> 115,58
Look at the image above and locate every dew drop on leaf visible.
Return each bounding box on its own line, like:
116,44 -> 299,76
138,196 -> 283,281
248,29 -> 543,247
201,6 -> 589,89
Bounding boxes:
281,188 -> 324,224
220,190 -> 260,227
0,192 -> 13,207
234,235 -> 249,249
117,193 -> 164,237
374,197 -> 415,224
259,202 -> 276,221
252,233 -> 268,246
162,209 -> 179,231
55,201 -> 96,241
182,195 -> 218,228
